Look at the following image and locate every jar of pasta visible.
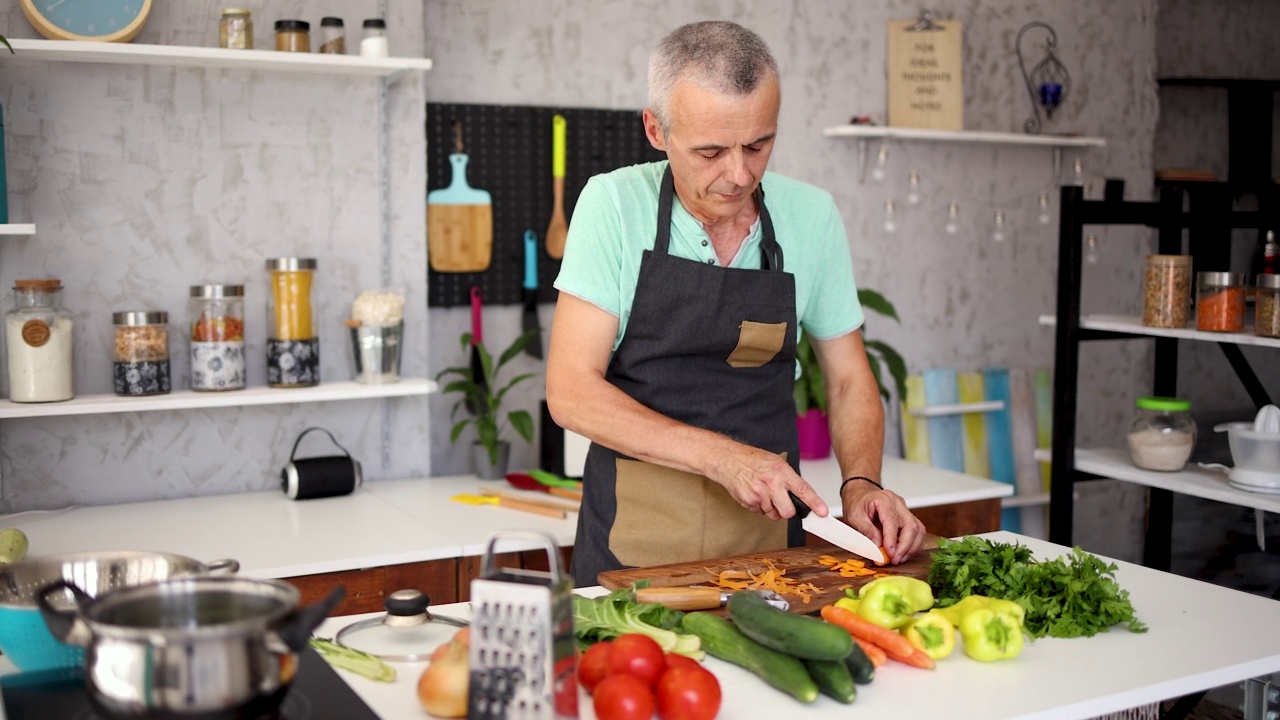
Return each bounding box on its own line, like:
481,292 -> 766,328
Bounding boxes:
1142,254 -> 1192,328
1196,271 -> 1247,333
266,258 -> 318,388
113,311 -> 171,397
1256,273 -> 1280,339
190,284 -> 246,392
6,279 -> 74,403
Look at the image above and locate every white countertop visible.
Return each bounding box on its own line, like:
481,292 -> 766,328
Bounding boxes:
0,456 -> 1011,578
314,531 -> 1280,720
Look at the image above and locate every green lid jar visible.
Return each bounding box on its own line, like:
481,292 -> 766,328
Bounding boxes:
1127,396 -> 1196,471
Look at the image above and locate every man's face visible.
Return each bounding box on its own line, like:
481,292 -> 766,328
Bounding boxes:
644,74 -> 780,225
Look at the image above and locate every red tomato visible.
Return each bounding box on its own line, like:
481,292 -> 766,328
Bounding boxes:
554,652 -> 578,716
579,641 -> 614,694
664,653 -> 702,672
607,634 -> 666,688
593,673 -> 655,720
656,666 -> 721,720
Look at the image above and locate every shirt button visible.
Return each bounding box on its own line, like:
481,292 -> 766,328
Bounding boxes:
701,240 -> 708,246
707,258 -> 715,264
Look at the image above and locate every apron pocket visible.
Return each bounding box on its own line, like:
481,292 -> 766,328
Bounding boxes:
726,320 -> 787,368
610,458 -> 788,567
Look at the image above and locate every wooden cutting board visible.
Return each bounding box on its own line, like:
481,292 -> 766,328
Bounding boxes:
598,536 -> 939,616
427,124 -> 493,273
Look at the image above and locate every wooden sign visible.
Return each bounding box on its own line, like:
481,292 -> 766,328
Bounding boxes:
886,18 -> 964,130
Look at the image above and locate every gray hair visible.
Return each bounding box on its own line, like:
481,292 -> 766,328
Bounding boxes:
647,21 -> 779,133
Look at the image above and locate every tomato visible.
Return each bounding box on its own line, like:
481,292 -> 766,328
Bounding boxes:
579,641 -> 614,693
656,665 -> 721,720
664,653 -> 702,672
554,652 -> 578,716
593,673 -> 655,720
606,633 -> 666,688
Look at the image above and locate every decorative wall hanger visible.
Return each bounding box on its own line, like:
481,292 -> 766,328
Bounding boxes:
1016,21 -> 1072,135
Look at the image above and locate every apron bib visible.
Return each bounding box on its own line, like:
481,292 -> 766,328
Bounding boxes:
571,166 -> 803,586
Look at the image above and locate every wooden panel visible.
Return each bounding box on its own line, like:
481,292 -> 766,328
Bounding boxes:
283,567 -> 387,616
456,551 -> 523,603
385,558 -> 459,606
519,546 -> 574,576
913,498 -> 1001,538
886,19 -> 964,130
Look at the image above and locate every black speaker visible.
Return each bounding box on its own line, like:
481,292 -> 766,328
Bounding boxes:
280,428 -> 363,500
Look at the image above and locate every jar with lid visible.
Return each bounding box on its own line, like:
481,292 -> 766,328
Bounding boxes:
1127,396 -> 1196,472
1256,274 -> 1280,338
190,284 -> 246,392
1142,254 -> 1192,329
360,18 -> 389,57
318,16 -> 346,54
266,258 -> 319,388
1195,271 -> 1246,332
5,279 -> 74,403
113,311 -> 171,397
274,20 -> 310,52
219,8 -> 253,49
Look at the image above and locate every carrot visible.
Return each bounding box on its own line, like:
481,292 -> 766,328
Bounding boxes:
880,643 -> 935,670
852,637 -> 886,667
820,604 -> 916,658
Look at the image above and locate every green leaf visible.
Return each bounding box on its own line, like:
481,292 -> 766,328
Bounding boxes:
857,288 -> 900,323
449,419 -> 471,443
0,36 -> 12,54
864,339 -> 909,402
507,410 -> 535,444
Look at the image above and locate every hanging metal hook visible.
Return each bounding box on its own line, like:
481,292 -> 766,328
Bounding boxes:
1016,21 -> 1071,135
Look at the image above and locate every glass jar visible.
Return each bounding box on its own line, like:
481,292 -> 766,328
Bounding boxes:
190,284 -> 246,392
1195,271 -> 1246,332
1142,254 -> 1192,328
1255,273 -> 1280,338
219,8 -> 253,49
266,258 -> 319,388
274,20 -> 310,53
6,279 -> 74,403
318,16 -> 346,54
1127,396 -> 1196,472
113,311 -> 171,397
360,18 -> 389,57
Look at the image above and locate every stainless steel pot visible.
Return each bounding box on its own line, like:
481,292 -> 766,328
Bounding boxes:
37,576 -> 344,719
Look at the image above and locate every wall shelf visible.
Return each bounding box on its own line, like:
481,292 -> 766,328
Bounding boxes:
823,124 -> 1106,148
0,225 -> 36,236
1039,314 -> 1280,349
0,378 -> 436,419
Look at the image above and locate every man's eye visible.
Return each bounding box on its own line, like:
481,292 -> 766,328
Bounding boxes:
746,144 -> 763,153
700,151 -> 721,159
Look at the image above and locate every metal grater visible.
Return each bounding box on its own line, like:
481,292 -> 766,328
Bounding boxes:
468,530 -> 578,720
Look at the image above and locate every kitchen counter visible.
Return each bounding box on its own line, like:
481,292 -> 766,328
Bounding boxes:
313,531 -> 1280,720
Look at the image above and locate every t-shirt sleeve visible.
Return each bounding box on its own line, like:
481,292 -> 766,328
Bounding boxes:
552,176 -> 624,318
800,197 -> 864,339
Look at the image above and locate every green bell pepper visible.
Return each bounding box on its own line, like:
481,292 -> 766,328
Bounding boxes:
901,610 -> 955,660
859,576 -> 934,612
959,608 -> 1024,662
855,580 -> 914,629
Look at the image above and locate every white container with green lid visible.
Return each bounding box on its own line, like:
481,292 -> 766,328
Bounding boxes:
1127,396 -> 1196,471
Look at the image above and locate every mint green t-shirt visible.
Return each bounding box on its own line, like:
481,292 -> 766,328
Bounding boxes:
553,161 -> 863,353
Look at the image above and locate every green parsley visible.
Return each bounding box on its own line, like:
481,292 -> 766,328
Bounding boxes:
927,536 -> 1148,639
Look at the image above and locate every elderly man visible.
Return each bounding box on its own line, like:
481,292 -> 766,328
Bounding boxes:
547,20 -> 926,587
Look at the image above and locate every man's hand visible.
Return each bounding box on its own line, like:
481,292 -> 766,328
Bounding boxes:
705,444 -> 828,521
840,482 -> 926,565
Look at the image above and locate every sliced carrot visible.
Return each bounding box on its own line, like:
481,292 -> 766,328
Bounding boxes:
852,636 -> 887,667
820,604 -> 917,658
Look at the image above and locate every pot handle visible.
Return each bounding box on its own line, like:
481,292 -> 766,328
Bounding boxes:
205,558 -> 241,575
276,584 -> 346,652
35,579 -> 92,645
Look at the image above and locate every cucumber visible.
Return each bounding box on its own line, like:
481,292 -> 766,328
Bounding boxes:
681,611 -> 819,704
727,590 -> 852,661
803,658 -> 857,704
842,640 -> 876,685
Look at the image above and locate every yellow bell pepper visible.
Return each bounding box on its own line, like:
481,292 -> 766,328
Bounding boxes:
959,608 -> 1024,662
860,576 -> 935,612
900,610 -> 955,659
935,595 -> 1026,627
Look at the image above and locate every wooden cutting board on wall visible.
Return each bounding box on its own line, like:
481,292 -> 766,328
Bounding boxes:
598,536 -> 939,616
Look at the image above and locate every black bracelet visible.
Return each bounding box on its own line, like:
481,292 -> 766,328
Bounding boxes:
840,476 -> 883,494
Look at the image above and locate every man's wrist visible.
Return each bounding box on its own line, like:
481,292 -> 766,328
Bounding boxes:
840,475 -> 883,495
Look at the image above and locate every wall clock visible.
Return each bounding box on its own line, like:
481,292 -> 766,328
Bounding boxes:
19,0 -> 153,43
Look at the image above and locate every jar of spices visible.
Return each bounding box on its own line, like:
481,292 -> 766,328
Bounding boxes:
266,258 -> 319,388
5,279 -> 74,403
318,16 -> 346,54
1127,396 -> 1196,472
190,284 -> 246,392
1255,273 -> 1280,339
360,18 -> 389,57
219,8 -> 253,49
113,311 -> 171,397
274,20 -> 310,53
1195,271 -> 1247,333
1142,254 -> 1192,328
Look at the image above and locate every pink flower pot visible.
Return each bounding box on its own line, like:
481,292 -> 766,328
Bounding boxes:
797,408 -> 832,459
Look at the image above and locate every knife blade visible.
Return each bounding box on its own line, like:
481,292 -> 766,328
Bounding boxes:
788,492 -> 886,564
635,587 -> 790,612
521,229 -> 543,358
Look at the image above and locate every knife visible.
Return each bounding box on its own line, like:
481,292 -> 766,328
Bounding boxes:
635,587 -> 790,612
521,229 -> 543,358
788,492 -> 886,564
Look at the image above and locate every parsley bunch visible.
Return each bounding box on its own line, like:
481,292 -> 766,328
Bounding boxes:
927,536 -> 1148,639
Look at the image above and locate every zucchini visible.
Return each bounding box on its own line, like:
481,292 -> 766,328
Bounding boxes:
842,641 -> 876,685
681,611 -> 819,704
727,590 -> 852,661
803,658 -> 857,704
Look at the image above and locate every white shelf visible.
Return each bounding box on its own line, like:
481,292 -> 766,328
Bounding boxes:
0,378 -> 436,419
1002,492 -> 1051,508
823,124 -> 1106,148
0,224 -> 36,236
7,39 -> 432,77
909,400 -> 1004,417
1040,314 -> 1280,349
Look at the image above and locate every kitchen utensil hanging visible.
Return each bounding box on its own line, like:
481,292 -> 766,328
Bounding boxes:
335,589 -> 468,662
428,120 -> 494,272
545,114 -> 568,259
1016,21 -> 1072,134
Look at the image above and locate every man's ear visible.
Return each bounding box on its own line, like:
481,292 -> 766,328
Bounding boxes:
642,108 -> 667,151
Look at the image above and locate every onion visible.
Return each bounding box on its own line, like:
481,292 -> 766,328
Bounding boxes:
417,628 -> 470,718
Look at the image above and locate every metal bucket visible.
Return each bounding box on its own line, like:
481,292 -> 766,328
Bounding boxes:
350,321 -> 403,384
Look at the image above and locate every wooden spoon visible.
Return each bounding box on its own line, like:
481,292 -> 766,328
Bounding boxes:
545,114 -> 568,259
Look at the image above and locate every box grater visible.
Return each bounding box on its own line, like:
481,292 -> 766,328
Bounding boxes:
468,530 -> 578,720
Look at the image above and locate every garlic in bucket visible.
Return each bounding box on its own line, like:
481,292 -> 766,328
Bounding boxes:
349,289 -> 405,384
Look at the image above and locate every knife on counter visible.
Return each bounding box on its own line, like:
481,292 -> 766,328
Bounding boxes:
788,491 -> 886,565
522,229 -> 543,359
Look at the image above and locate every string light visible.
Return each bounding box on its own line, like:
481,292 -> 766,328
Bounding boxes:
906,171 -> 922,205
883,200 -> 897,233
992,210 -> 1007,243
1067,156 -> 1085,187
871,143 -> 889,183
1038,191 -> 1053,225
944,202 -> 960,235
1085,233 -> 1099,265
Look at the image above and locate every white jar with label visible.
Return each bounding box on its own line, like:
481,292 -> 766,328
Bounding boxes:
5,279 -> 74,402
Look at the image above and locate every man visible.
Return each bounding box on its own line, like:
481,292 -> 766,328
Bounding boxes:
547,20 -> 926,587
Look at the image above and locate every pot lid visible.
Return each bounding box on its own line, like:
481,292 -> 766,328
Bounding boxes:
335,589 -> 467,662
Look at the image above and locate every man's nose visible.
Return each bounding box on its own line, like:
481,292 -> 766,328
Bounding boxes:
724,150 -> 752,187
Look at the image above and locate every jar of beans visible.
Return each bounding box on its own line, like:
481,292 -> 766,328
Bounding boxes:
190,284 -> 246,392
113,311 -> 171,396
1195,272 -> 1246,333
1256,274 -> 1280,338
1142,254 -> 1192,328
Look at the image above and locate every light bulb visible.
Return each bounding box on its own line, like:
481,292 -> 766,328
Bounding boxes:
883,200 -> 897,234
992,210 -> 1007,243
1085,234 -> 1099,265
944,201 -> 959,235
906,171 -> 921,205
871,144 -> 889,183
1038,191 -> 1052,225
1069,157 -> 1085,187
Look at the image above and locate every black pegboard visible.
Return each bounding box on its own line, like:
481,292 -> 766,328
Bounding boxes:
426,103 -> 666,308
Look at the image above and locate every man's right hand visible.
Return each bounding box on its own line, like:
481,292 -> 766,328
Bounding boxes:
704,442 -> 828,521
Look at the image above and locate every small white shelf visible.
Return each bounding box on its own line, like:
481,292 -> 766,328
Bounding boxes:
7,39 -> 432,77
1039,314 -> 1280,349
823,124 -> 1107,148
0,378 -> 436,419
1002,492 -> 1051,508
909,400 -> 1004,417
0,224 -> 36,236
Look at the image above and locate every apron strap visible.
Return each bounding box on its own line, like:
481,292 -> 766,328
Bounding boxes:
654,164 -> 784,272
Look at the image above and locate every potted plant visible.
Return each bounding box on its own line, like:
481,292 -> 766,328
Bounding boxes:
794,288 -> 908,459
436,328 -> 539,479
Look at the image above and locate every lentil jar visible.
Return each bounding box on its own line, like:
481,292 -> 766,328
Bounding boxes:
1142,254 -> 1192,328
190,284 -> 246,392
274,20 -> 310,52
1256,273 -> 1280,339
266,258 -> 319,388
1195,271 -> 1247,333
219,8 -> 253,49
6,279 -> 74,403
113,311 -> 171,396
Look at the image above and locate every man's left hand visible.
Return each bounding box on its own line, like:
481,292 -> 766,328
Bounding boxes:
839,483 -> 926,565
